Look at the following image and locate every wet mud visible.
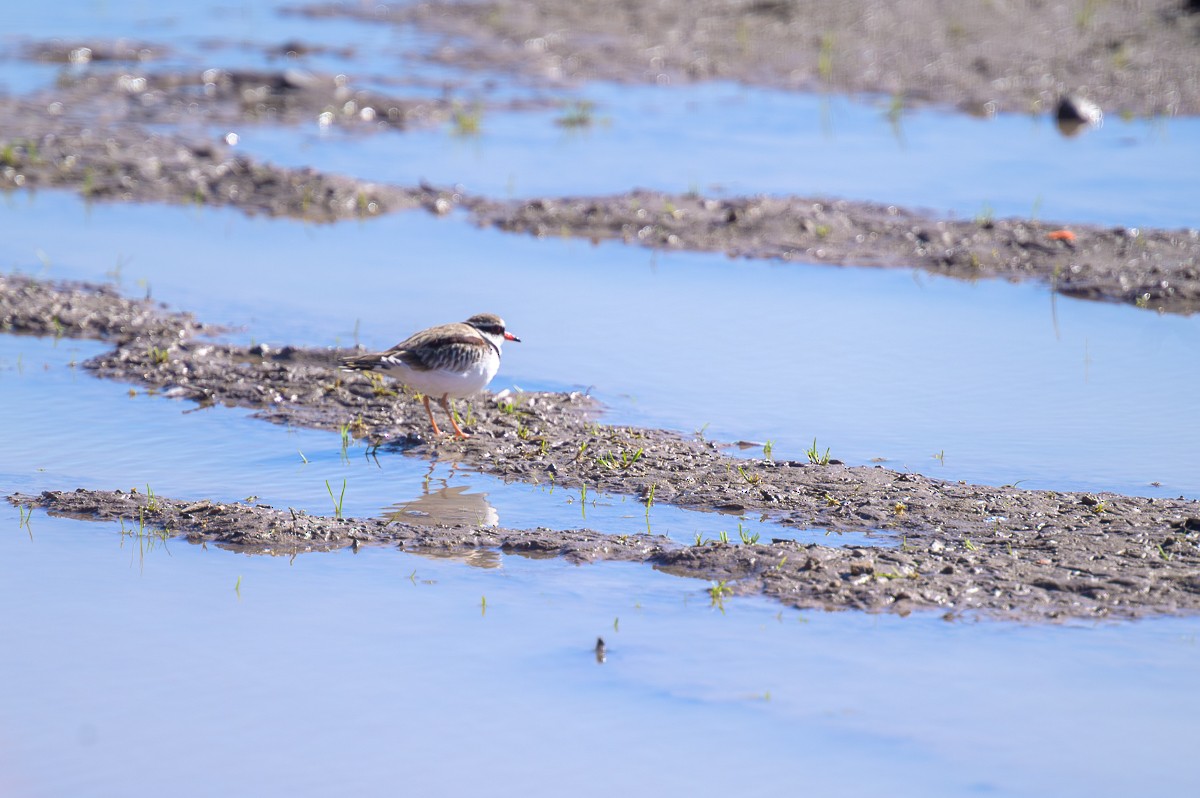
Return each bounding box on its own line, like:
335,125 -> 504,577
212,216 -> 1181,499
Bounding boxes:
0,94 -> 450,222
297,0 -> 1200,117
466,191 -> 1200,314
5,273 -> 1200,620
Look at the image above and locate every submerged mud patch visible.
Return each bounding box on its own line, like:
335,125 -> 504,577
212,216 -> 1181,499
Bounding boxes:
5,274 -> 1200,620
11,486 -> 1200,620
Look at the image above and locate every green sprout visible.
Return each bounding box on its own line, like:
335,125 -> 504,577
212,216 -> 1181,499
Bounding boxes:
709,580 -> 733,608
736,465 -> 761,485
556,100 -> 596,128
818,33 -> 835,82
806,438 -> 832,465
326,478 -> 346,519
451,104 -> 483,136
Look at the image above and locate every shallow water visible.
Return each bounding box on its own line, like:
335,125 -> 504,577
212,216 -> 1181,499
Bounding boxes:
236,80 -> 1200,230
3,193 -> 1197,497
4,1 -> 1197,228
0,334 -> 848,547
2,2 -> 1199,795
3,504 -> 1199,797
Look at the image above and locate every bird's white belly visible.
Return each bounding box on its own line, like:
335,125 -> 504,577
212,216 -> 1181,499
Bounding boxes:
382,354 -> 499,399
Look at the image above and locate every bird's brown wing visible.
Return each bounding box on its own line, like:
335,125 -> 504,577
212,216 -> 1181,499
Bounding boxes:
342,322 -> 488,372
399,333 -> 490,372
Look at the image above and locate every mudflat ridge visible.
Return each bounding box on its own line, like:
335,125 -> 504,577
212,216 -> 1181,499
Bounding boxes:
5,273 -> 1200,620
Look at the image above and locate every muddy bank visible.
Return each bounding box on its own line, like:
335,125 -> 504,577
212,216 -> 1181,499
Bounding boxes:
0,94 -> 452,221
1,43 -> 527,221
0,46 -> 488,221
5,274 -> 1200,619
298,0 -> 1200,117
11,484 -> 1200,620
466,190 -> 1200,314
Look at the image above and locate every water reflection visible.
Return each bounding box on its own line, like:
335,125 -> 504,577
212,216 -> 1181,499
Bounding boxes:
385,482 -> 499,528
404,546 -> 502,569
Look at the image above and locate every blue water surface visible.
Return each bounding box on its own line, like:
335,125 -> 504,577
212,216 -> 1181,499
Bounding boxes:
2,2 -> 1199,796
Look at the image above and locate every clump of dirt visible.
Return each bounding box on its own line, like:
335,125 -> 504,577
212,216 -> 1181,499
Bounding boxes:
465,190 -> 1200,314
296,0 -> 1200,116
5,274 -> 1200,620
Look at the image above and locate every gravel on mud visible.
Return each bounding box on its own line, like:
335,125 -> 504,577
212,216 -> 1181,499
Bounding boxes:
296,0 -> 1200,117
0,92 -> 457,221
5,274 -> 1200,620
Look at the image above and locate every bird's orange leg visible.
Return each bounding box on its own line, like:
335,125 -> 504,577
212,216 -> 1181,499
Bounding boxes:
439,394 -> 470,439
421,394 -> 444,436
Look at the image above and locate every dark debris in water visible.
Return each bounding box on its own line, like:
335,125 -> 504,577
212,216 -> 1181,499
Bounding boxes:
5,275 -> 1200,621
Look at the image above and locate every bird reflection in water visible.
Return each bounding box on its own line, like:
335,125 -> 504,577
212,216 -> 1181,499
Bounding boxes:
385,481 -> 501,569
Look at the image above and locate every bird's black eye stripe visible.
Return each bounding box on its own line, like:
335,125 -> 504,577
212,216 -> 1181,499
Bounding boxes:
475,323 -> 504,336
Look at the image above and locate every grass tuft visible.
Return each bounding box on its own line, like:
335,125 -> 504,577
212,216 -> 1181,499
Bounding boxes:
326,478 -> 347,519
806,438 -> 832,465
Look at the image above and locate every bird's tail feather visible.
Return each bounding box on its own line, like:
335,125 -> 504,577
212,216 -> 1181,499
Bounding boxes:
340,353 -> 381,371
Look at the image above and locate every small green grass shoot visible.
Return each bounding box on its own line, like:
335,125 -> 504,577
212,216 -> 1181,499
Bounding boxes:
326,478 -> 346,519
451,104 -> 483,135
806,438 -> 832,465
18,504 -> 33,538
709,580 -> 733,608
818,33 -> 835,82
556,100 -> 596,128
738,523 -> 760,545
736,465 -> 760,485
